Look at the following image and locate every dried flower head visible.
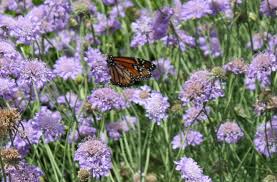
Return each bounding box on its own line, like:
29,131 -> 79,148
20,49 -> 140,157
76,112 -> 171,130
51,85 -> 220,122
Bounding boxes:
0,148 -> 20,165
78,169 -> 90,182
224,58 -> 247,74
0,108 -> 20,139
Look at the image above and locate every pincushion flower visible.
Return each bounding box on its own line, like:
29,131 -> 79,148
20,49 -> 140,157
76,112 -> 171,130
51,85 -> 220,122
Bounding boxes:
132,85 -> 152,106
0,57 -> 23,78
260,0 -> 277,16
0,40 -> 22,60
247,32 -> 268,51
152,7 -> 173,40
208,0 -> 233,17
179,0 -> 212,21
254,116 -> 277,157
182,106 -> 209,127
74,138 -> 112,179
94,13 -> 121,35
152,58 -> 176,80
217,121 -> 244,144
87,88 -> 126,112
54,56 -> 82,80
0,0 -> 33,13
57,92 -> 82,112
32,107 -> 64,143
199,33 -> 222,58
172,130 -> 204,149
224,58 -> 248,74
245,52 -> 277,90
0,78 -> 18,100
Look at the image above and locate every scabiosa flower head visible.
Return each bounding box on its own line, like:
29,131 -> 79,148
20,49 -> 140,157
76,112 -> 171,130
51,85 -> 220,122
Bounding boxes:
18,59 -> 53,90
224,58 -> 247,74
152,7 -> 174,40
217,121 -> 244,144
152,58 -> 176,80
260,0 -> 277,16
0,108 -> 20,139
179,70 -> 224,106
54,56 -> 82,80
0,39 -> 22,60
122,88 -> 138,104
245,52 -> 277,90
74,138 -> 112,179
199,34 -> 222,58
247,32 -> 268,51
84,48 -> 110,83
106,116 -> 137,140
57,92 -> 82,112
182,106 -> 208,127
208,0 -> 233,17
269,34 -> 277,53
144,92 -> 169,125
0,0 -> 33,13
72,0 -> 97,15
132,85 -> 152,106
0,148 -> 20,165
5,161 -> 43,182
0,78 -> 17,100
172,130 -> 204,149
32,107 -> 64,143
175,157 -> 211,181
94,13 -> 121,35
0,57 -> 23,78
254,116 -> 277,157
180,0 -> 212,21
102,0 -> 116,6
87,88 -> 126,112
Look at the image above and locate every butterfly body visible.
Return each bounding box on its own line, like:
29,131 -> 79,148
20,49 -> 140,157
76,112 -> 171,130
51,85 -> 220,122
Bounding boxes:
107,56 -> 156,87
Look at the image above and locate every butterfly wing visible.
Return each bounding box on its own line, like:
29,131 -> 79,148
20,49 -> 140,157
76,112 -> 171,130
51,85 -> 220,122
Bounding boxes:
109,63 -> 134,87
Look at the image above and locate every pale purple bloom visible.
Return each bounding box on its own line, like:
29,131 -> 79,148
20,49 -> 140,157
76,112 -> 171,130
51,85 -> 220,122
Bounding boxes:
84,48 -> 110,84
179,70 -> 224,106
260,0 -> 277,16
0,78 -> 17,100
224,58 -> 247,74
102,0 -> 116,5
172,130 -> 203,149
217,121 -> 244,144
87,88 -> 126,112
74,138 -> 112,179
54,56 -> 82,80
144,92 -> 169,125
208,0 -> 233,17
108,0 -> 133,18
247,32 -> 268,51
152,7 -> 173,40
269,34 -> 277,53
245,52 -> 277,90
254,116 -> 277,157
152,58 -> 176,80
183,106 -> 208,127
0,0 -> 33,13
132,85 -> 152,106
0,57 -> 24,78
179,0 -> 212,21
175,157 -> 211,181
0,39 -> 22,60
122,88 -> 139,104
199,34 -> 222,58
94,13 -> 121,35
5,161 -> 43,182
32,107 -> 64,143
57,92 -> 82,112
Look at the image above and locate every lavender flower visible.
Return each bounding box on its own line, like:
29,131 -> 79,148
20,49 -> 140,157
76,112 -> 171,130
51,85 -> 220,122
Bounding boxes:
175,157 -> 212,182
152,58 -> 176,80
94,13 -> 121,35
0,39 -> 22,60
144,92 -> 169,125
247,32 -> 268,51
199,33 -> 222,58
132,85 -> 152,106
102,0 -> 116,6
179,0 -> 212,21
122,88 -> 139,104
182,106 -> 208,127
260,0 -> 277,17
269,34 -> 277,53
84,48 -> 110,83
179,70 -> 224,106
87,88 -> 126,112
54,56 -> 82,80
57,92 -> 82,112
0,57 -> 23,78
0,0 -> 33,13
172,130 -> 204,149
245,52 -> 277,90
74,138 -> 112,179
208,0 -> 233,17
152,7 -> 173,40
5,161 -> 43,182
32,107 -> 64,143
224,58 -> 247,74
217,121 -> 244,144
0,78 -> 17,100
254,116 -> 277,157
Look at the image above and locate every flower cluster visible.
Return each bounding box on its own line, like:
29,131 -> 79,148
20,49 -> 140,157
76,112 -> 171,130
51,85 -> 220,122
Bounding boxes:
217,121 -> 244,144
172,130 -> 204,149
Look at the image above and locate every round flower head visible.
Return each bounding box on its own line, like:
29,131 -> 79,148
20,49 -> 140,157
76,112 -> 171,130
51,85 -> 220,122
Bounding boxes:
102,0 -> 116,6
217,121 -> 244,144
182,106 -> 208,127
74,138 -> 112,179
32,107 -> 64,143
5,161 -> 43,182
144,92 -> 169,125
152,58 -> 176,80
54,56 -> 82,80
247,32 -> 268,51
179,70 -> 224,106
87,88 -> 126,112
224,58 -> 247,74
245,52 -> 277,90
254,116 -> 277,157
208,0 -> 233,17
179,0 -> 212,21
84,48 -> 110,83
0,40 -> 22,60
0,57 -> 24,78
0,78 -> 17,100
152,7 -> 173,40
199,34 -> 222,58
0,0 -> 33,13
132,85 -> 152,106
175,156 -> 211,181
57,92 -> 82,112
122,88 -> 139,104
260,0 -> 277,16
94,13 -> 121,35
172,130 -> 203,149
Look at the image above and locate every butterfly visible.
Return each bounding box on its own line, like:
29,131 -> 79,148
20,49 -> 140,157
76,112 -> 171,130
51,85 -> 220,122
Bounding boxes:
106,56 -> 156,87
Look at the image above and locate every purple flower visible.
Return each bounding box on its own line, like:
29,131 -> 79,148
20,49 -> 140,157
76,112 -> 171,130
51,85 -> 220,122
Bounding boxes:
254,116 -> 277,157
54,56 -> 82,80
18,59 -> 53,90
122,88 -> 139,104
269,34 -> 277,53
208,0 -> 233,17
217,121 -> 244,144
260,0 -> 277,17
199,33 -> 222,58
175,157 -> 212,182
152,7 -> 173,40
84,48 -> 110,84
5,161 -> 43,182
0,78 -> 17,100
144,92 -> 169,125
57,92 -> 82,112
32,107 -> 64,143
106,116 -> 137,140
0,57 -> 23,78
87,88 -> 126,112
152,58 -> 176,80
247,32 -> 268,51
179,0 -> 212,21
108,0 -> 133,18
179,70 -> 224,106
102,0 -> 116,6
172,130 -> 203,149
0,0 -> 33,13
224,58 -> 247,74
182,106 -> 208,127
0,39 -> 22,60
245,52 -> 277,90
74,138 -> 112,179
94,13 -> 121,35
131,85 -> 152,106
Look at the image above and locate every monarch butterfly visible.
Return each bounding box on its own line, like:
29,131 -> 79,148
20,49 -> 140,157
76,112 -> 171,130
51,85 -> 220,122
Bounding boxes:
106,56 -> 156,87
